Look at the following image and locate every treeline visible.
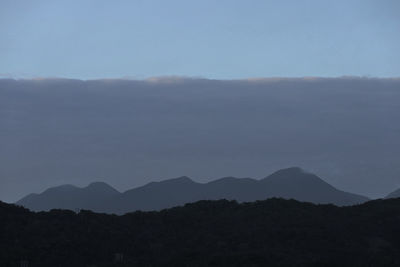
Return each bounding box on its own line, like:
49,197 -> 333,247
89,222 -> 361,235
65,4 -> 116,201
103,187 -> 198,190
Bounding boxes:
1,198 -> 400,266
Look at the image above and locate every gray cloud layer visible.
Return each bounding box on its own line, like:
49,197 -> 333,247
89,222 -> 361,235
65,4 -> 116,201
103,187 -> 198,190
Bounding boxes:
1,77 -> 400,202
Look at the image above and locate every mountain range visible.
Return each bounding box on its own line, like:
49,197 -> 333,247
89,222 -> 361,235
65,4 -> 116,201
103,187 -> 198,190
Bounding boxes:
16,167 -> 370,214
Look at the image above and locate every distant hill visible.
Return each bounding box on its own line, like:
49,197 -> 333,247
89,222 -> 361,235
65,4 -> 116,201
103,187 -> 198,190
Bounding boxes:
16,167 -> 369,214
17,182 -> 120,213
384,188 -> 400,199
2,198 -> 400,266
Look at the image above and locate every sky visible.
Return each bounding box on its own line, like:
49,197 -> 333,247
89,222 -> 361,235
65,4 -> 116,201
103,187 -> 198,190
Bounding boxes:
0,0 -> 399,79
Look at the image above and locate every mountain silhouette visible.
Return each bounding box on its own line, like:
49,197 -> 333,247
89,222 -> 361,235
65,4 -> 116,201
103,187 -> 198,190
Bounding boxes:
17,182 -> 120,213
16,167 -> 369,214
384,188 -> 400,199
258,167 -> 368,206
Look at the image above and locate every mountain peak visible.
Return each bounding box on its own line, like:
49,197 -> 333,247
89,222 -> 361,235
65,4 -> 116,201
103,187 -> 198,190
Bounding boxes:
268,167 -> 305,177
261,167 -> 335,191
263,167 -> 315,180
87,181 -> 113,189
85,181 -> 120,194
166,176 -> 194,183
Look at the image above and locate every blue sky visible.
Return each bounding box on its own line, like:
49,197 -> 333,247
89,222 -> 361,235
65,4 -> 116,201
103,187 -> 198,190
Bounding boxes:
0,0 -> 399,79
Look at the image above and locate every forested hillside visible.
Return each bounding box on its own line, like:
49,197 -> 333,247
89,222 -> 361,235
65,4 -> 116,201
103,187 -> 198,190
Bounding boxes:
1,198 -> 400,266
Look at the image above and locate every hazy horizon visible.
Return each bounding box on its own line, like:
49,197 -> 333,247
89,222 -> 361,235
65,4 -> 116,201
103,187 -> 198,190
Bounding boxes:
2,77 -> 400,203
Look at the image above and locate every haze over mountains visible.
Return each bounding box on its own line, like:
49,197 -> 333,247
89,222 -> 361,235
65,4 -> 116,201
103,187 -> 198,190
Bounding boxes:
1,77 -> 400,202
17,167 -> 369,214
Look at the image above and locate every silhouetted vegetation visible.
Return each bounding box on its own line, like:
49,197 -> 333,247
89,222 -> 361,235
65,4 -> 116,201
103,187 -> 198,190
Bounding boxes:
1,198 -> 400,266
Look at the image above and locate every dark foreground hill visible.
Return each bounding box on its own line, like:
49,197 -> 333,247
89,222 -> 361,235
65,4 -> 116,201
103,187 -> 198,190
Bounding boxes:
2,198 -> 400,266
16,167 -> 368,214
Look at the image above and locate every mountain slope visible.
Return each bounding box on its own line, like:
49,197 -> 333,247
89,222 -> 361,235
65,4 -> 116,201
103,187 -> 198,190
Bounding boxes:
16,167 -> 369,214
259,167 -> 369,206
111,176 -> 202,213
384,188 -> 400,199
16,182 -> 120,212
